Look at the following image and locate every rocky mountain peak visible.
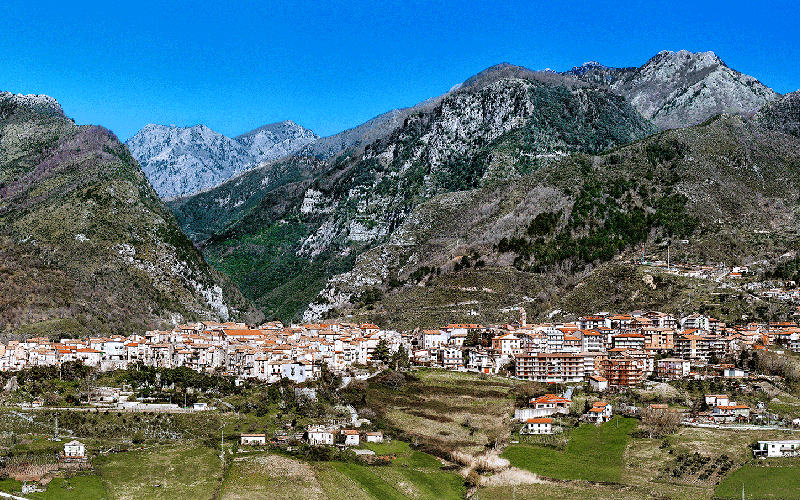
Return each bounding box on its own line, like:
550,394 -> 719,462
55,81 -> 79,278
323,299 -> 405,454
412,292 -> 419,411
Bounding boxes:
0,91 -> 65,119
612,49 -> 778,129
127,119 -> 319,199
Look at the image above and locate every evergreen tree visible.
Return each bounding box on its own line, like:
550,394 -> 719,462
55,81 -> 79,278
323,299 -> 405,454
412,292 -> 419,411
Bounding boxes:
373,338 -> 390,363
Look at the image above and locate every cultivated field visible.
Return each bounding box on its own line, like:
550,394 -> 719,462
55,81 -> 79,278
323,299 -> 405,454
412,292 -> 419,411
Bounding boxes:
367,368 -> 519,456
218,446 -> 464,500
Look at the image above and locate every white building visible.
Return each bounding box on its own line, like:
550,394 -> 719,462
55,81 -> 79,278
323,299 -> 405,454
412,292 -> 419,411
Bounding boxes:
754,440 -> 800,457
520,417 -> 552,434
240,434 -> 266,445
63,440 -> 85,457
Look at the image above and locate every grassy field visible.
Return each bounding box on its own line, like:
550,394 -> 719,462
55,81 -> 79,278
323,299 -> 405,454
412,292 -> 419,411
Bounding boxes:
94,442 -> 223,500
217,449 -> 464,500
715,464 -> 800,499
502,417 -> 637,483
28,474 -> 105,500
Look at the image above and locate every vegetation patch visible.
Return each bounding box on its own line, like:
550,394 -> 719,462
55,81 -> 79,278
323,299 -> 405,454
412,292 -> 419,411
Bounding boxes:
502,417 -> 637,483
715,464 -> 800,499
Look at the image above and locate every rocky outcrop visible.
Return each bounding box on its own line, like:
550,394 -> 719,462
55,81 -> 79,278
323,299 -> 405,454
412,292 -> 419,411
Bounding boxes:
615,50 -> 778,129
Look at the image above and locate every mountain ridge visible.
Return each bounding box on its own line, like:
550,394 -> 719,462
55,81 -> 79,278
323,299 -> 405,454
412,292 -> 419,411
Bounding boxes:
0,92 -> 260,337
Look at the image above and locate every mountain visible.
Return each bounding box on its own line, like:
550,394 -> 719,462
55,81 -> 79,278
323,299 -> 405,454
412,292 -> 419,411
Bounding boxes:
126,120 -> 317,199
166,53 -> 794,326
235,120 -> 319,161
170,64 -> 657,321
0,91 -> 260,338
305,93 -> 800,327
566,50 -> 779,129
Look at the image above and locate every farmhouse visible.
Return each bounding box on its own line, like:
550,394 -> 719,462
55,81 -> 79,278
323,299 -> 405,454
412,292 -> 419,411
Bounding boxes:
754,440 -> 800,457
341,429 -> 360,446
515,394 -> 571,420
520,417 -> 553,434
365,431 -> 384,443
307,426 -> 334,445
584,402 -> 613,423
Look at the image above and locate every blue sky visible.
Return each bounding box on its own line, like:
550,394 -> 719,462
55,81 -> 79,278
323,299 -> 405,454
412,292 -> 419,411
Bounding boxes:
2,0 -> 798,141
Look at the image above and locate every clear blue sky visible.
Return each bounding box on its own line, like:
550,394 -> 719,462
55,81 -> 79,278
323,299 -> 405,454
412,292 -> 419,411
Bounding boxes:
2,0 -> 798,141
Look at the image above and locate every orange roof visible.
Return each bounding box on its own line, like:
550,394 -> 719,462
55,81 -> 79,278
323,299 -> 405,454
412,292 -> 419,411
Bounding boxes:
525,418 -> 552,424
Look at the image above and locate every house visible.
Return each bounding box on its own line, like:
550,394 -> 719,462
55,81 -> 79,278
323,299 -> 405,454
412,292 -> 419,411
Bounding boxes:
240,434 -> 266,446
520,418 -> 553,435
365,431 -> 384,443
589,375 -> 608,392
341,429 -> 360,446
704,394 -> 730,407
63,440 -> 85,457
657,358 -> 690,379
711,404 -> 750,422
753,440 -> 800,457
723,367 -> 747,378
585,402 -> 613,423
515,394 -> 571,420
307,426 -> 335,445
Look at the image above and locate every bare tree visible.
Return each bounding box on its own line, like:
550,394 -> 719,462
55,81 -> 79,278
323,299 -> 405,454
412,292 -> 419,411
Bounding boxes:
641,406 -> 680,439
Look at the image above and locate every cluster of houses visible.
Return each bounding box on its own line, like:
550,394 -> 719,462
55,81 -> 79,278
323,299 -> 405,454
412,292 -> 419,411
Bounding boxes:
489,312 -> 800,389
0,321 -> 409,383
1,311 -> 799,391
513,390 -> 760,435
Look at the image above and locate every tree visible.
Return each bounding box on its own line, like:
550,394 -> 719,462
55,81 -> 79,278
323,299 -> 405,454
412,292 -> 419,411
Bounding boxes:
373,339 -> 390,364
391,345 -> 410,370
641,406 -> 680,439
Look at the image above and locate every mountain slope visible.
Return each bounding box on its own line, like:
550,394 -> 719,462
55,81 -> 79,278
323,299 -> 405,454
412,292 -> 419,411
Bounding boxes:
0,92 -> 260,337
172,67 -> 657,321
308,95 -> 800,326
126,120 -> 317,199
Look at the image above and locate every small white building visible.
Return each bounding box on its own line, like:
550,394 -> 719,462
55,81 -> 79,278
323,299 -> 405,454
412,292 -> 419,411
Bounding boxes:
520,417 -> 552,435
704,394 -> 729,407
754,440 -> 800,457
341,429 -> 360,446
585,402 -> 613,423
307,426 -> 334,446
240,434 -> 266,446
589,376 -> 608,392
63,440 -> 85,457
365,431 -> 384,443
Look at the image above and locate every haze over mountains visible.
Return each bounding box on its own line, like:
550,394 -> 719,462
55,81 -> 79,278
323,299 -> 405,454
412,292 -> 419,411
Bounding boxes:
126,121 -> 318,199
3,48 -> 798,336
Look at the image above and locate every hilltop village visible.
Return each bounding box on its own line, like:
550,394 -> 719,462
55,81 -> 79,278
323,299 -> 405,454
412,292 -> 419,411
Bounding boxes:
3,310 -> 798,387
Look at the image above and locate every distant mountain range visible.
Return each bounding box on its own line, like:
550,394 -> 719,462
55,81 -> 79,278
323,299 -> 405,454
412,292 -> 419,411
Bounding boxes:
163,50 -> 796,325
126,121 -> 318,199
130,50 -> 779,202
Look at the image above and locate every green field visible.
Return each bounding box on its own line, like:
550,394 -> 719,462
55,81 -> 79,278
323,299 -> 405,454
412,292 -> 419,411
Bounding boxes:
502,417 -> 637,483
715,465 -> 800,499
28,474 -> 105,500
329,460 -> 464,500
94,442 -> 223,500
